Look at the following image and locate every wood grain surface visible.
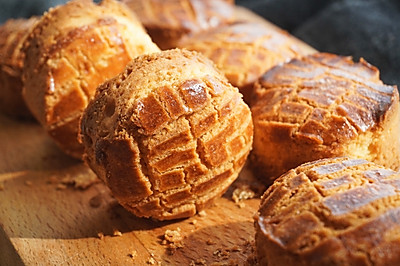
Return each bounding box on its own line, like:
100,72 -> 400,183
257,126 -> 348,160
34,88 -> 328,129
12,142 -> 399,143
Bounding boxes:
0,7 -> 316,265
0,112 -> 263,265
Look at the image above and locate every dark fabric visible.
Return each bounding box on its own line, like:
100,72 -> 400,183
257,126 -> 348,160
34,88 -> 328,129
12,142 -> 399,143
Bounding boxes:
0,0 -> 399,87
293,0 -> 400,87
236,0 -> 333,32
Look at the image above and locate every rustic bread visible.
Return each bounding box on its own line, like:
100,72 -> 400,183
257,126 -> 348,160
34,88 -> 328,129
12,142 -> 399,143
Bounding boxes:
251,53 -> 400,184
121,0 -> 235,50
178,21 -> 311,102
0,17 -> 37,118
80,49 -> 253,220
255,157 -> 400,265
22,0 -> 160,159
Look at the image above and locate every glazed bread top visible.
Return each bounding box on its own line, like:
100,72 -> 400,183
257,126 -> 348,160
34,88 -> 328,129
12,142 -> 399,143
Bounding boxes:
256,157 -> 400,265
252,53 -> 398,147
178,21 -> 310,90
0,17 -> 37,77
122,0 -> 235,49
23,0 -> 160,127
81,49 -> 253,220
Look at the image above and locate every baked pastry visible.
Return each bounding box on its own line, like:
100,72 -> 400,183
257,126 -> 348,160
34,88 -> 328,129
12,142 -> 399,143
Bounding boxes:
178,21 -> 311,102
22,0 -> 160,159
0,17 -> 37,118
121,0 -> 235,50
255,157 -> 400,265
251,53 -> 400,184
80,49 -> 253,220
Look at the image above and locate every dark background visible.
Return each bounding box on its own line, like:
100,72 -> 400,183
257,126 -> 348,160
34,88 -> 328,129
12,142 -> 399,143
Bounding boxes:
1,0 -> 399,88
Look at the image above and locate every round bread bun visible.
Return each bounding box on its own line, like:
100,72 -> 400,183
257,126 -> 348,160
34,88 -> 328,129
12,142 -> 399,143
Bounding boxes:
0,17 -> 37,118
22,0 -> 160,159
121,0 -> 235,50
80,49 -> 253,220
178,21 -> 311,102
251,52 -> 400,184
255,157 -> 400,265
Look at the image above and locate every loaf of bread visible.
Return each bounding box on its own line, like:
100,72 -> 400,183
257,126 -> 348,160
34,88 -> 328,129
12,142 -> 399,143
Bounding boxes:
80,49 -> 253,220
178,21 -> 311,102
255,157 -> 400,265
121,0 -> 236,50
251,53 -> 400,184
0,17 -> 37,118
22,0 -> 160,159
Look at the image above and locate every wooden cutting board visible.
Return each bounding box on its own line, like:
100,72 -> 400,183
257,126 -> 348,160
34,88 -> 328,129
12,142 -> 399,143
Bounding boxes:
0,113 -> 263,265
0,7 -> 316,265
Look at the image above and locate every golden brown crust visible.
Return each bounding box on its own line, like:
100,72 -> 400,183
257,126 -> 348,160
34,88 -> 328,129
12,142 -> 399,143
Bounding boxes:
122,0 -> 235,50
22,0 -> 160,158
0,17 -> 38,118
178,21 -> 311,102
255,157 -> 400,266
251,53 -> 400,184
81,49 -> 253,220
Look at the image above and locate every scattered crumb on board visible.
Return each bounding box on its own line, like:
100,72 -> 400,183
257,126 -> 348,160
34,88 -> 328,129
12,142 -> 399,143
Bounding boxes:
128,250 -> 137,258
24,180 -> 33,186
146,254 -> 160,265
162,227 -> 184,254
198,210 -> 207,217
231,185 -> 255,203
189,258 -> 206,265
113,229 -> 123,237
56,183 -> 67,190
97,232 -> 104,240
60,172 -> 99,190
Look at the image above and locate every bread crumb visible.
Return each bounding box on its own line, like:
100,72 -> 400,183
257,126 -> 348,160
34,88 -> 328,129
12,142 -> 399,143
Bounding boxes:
213,248 -> 229,259
146,254 -> 159,265
229,246 -> 241,252
237,202 -> 246,208
189,258 -> 206,265
89,194 -> 102,208
232,186 -> 255,203
164,227 -> 182,243
162,228 -> 184,254
97,232 -> 104,240
60,172 -> 99,190
113,229 -> 122,236
56,183 -> 67,190
190,219 -> 197,225
198,210 -> 207,217
24,180 -> 33,186
206,239 -> 216,245
46,176 -> 58,184
128,250 -> 137,258
147,257 -> 156,265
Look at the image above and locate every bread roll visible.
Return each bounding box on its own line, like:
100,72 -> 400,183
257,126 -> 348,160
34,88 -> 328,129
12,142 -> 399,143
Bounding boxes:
121,0 -> 235,50
22,0 -> 160,159
0,17 -> 37,118
255,157 -> 400,265
178,21 -> 311,102
80,49 -> 253,220
251,53 -> 400,184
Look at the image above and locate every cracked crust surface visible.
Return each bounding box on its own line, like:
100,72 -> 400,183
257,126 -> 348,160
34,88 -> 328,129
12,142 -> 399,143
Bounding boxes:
178,21 -> 311,102
121,0 -> 235,50
0,17 -> 38,118
22,0 -> 160,158
80,49 -> 253,220
251,53 -> 400,184
255,157 -> 400,266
